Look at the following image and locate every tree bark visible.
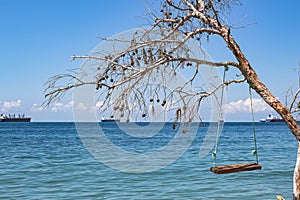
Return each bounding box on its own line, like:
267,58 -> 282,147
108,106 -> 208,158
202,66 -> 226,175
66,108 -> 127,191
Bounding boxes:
294,142 -> 300,200
194,11 -> 300,140
196,7 -> 300,194
222,29 -> 300,140
219,25 -> 300,198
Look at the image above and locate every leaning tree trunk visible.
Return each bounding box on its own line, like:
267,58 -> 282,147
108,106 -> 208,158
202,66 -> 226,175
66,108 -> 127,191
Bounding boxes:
220,24 -> 300,199
191,3 -> 300,197
294,143 -> 300,199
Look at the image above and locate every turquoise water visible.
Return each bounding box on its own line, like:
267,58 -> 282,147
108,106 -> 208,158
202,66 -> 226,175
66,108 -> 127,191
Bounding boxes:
0,122 -> 297,199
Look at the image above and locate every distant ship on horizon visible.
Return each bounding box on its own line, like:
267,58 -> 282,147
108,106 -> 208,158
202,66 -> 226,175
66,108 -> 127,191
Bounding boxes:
259,114 -> 283,122
0,114 -> 31,122
101,117 -> 120,122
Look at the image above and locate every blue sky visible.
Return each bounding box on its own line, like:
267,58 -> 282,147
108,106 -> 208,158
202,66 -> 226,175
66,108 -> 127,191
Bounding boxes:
0,0 -> 299,121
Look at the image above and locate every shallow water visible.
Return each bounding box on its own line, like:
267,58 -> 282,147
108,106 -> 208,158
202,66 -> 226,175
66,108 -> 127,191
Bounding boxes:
0,122 -> 297,199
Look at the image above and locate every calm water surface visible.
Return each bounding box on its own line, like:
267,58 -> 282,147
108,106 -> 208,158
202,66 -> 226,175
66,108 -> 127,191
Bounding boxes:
0,122 -> 297,199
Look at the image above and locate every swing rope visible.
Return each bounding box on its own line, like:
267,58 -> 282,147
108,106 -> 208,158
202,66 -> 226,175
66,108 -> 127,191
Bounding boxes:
248,80 -> 259,164
210,76 -> 262,174
212,65 -> 228,167
212,68 -> 260,167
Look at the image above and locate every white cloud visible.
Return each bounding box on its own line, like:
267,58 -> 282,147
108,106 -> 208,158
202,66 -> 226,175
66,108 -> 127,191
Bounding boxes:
51,103 -> 63,112
224,98 -> 272,113
95,101 -> 104,110
51,101 -> 73,112
50,101 -> 105,113
64,101 -> 73,110
1,99 -> 22,112
31,104 -> 44,112
75,102 -> 87,111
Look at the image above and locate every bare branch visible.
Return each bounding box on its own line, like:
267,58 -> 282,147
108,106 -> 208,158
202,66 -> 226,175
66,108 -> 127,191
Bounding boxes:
290,88 -> 300,112
44,0 -> 298,135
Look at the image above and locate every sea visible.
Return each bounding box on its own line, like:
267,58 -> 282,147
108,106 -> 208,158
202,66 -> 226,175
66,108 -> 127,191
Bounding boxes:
0,122 -> 297,199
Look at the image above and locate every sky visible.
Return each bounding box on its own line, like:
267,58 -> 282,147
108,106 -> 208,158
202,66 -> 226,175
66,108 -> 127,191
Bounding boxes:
0,0 -> 299,122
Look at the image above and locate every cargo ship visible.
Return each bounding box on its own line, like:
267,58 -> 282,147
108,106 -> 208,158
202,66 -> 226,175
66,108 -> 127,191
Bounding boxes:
0,114 -> 31,122
101,117 -> 120,122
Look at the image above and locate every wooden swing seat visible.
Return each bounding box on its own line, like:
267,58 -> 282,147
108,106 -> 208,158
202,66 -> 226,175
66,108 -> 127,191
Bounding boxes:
210,162 -> 262,174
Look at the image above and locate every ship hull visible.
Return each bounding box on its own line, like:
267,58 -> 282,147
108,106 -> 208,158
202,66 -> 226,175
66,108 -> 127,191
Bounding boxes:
101,119 -> 120,122
0,118 -> 31,122
269,119 -> 284,122
259,114 -> 284,122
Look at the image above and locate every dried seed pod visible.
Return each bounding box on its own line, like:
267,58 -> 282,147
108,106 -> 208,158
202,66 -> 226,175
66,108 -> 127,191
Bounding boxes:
119,105 -> 124,112
142,48 -> 147,62
157,49 -> 162,59
130,55 -> 134,66
142,48 -> 146,57
142,113 -> 146,118
187,62 -> 192,66
151,105 -> 155,115
172,123 -> 176,129
164,12 -> 170,19
181,61 -> 185,68
161,99 -> 166,107
136,57 -> 140,67
156,99 -> 160,103
96,84 -> 101,90
150,98 -> 154,102
148,48 -> 153,62
176,108 -> 181,121
113,106 -> 119,111
110,78 -> 114,82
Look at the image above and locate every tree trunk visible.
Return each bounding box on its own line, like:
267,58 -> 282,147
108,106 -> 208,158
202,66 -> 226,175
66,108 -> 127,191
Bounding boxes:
221,31 -> 300,138
294,142 -> 300,200
195,8 -> 300,195
220,27 -> 300,198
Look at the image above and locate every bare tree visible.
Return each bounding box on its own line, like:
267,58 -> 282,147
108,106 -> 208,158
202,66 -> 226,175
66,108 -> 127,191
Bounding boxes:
44,0 -> 300,198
